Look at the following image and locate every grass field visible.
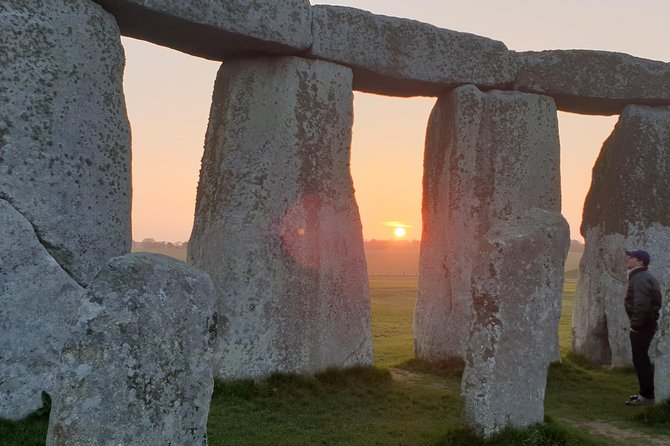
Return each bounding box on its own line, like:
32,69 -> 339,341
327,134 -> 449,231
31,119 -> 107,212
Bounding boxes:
3,278 -> 669,446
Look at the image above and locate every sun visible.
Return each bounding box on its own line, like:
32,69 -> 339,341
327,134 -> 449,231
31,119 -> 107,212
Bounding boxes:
383,221 -> 412,239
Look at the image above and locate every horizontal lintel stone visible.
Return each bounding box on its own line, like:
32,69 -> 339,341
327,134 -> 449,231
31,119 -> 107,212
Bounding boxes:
513,50 -> 670,115
308,6 -> 516,97
91,0 -> 313,60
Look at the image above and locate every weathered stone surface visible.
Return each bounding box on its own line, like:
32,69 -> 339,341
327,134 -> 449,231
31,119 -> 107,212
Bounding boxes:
188,56 -> 372,379
92,0 -> 312,60
655,300 -> 670,402
0,0 -> 131,286
415,85 -> 561,361
462,208 -> 569,437
46,253 -> 217,446
575,105 -> 670,366
514,50 -> 670,115
0,199 -> 83,420
309,6 -> 516,97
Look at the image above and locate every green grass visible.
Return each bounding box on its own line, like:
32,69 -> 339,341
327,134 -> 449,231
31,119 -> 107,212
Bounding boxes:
0,413 -> 49,446
3,278 -> 669,445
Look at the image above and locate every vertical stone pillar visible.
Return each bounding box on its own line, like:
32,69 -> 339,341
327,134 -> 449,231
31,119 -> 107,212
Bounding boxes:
575,105 -> 670,367
414,85 -> 562,361
462,209 -> 569,436
0,0 -> 130,419
0,0 -> 131,285
188,56 -> 372,379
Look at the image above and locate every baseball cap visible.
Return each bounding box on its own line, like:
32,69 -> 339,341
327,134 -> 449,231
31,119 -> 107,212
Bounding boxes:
626,250 -> 651,265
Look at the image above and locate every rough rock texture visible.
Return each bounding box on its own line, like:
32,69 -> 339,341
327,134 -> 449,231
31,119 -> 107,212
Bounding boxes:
574,105 -> 670,366
462,209 -> 569,437
46,253 -> 217,446
92,0 -> 312,60
188,56 -> 372,379
514,50 -> 670,115
655,300 -> 670,402
309,6 -> 516,97
0,0 -> 131,286
414,85 -> 561,362
0,199 -> 84,420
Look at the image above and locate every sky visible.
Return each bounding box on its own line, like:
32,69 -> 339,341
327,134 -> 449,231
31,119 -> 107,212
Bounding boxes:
122,0 -> 670,243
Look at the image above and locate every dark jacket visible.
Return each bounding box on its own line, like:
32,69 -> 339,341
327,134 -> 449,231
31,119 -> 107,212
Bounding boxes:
625,266 -> 662,331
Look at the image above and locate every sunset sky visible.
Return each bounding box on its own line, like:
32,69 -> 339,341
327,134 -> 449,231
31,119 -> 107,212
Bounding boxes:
123,0 -> 670,243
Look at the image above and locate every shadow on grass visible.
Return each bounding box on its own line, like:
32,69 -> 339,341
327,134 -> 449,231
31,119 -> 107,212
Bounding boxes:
397,357 -> 465,379
632,400 -> 670,426
0,393 -> 50,446
212,366 -> 392,401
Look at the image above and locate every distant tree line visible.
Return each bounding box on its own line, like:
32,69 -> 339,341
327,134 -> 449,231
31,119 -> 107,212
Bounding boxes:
132,238 -> 582,252
132,239 -> 187,249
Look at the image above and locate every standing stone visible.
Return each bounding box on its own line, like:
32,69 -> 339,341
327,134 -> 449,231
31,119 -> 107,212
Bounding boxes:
462,209 -> 569,436
188,56 -> 372,379
575,105 -> 670,367
0,0 -> 131,286
0,199 -> 83,420
46,253 -> 218,446
414,85 -> 561,361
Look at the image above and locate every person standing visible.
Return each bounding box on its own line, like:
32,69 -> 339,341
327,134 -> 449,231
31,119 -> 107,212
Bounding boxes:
624,249 -> 662,406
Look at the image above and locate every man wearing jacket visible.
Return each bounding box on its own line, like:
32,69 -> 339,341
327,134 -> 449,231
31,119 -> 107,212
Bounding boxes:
624,249 -> 662,406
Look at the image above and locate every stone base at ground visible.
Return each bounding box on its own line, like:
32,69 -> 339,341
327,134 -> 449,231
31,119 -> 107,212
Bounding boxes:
46,254 -> 217,446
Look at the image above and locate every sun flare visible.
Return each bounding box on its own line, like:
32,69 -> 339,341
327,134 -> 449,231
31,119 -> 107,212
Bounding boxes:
394,227 -> 406,238
383,221 -> 412,239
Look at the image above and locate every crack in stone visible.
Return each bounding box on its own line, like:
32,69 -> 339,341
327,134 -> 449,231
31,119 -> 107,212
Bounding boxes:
0,193 -> 85,288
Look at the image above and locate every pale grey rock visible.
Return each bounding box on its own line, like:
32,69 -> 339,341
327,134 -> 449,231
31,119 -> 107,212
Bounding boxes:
414,85 -> 561,361
46,253 -> 217,446
461,208 -> 569,437
574,227 -> 670,367
92,0 -> 312,60
309,6 -> 516,97
575,105 -> 670,366
514,50 -> 670,115
655,300 -> 670,402
572,229 -> 629,366
0,0 -> 131,286
0,199 -> 83,420
188,56 -> 372,379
